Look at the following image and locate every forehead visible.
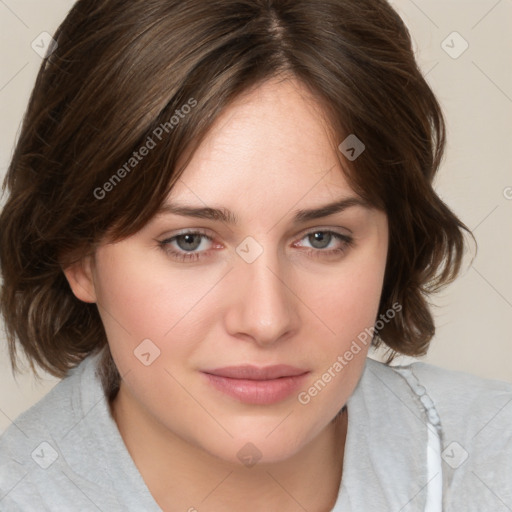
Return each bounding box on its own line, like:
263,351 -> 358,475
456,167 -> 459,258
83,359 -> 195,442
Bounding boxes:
170,77 -> 355,209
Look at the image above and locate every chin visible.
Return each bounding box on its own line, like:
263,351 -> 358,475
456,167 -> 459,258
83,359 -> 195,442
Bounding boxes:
199,429 -> 308,468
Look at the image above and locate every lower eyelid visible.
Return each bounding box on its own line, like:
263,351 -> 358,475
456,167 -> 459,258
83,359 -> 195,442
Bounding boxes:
203,232 -> 345,244
160,230 -> 352,256
295,231 -> 352,247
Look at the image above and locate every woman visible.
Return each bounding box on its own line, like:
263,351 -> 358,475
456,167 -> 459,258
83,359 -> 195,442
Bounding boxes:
0,0 -> 510,510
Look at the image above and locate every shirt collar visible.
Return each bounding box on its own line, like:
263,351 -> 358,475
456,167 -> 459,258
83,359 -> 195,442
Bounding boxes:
333,357 -> 431,511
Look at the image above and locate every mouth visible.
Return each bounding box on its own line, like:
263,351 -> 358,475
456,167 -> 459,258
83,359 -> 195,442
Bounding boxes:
201,365 -> 310,405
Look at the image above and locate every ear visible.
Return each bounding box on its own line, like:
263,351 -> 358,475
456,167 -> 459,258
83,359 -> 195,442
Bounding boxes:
62,254 -> 97,303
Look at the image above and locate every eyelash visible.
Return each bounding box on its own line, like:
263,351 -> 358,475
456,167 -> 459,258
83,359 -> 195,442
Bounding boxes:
158,228 -> 354,263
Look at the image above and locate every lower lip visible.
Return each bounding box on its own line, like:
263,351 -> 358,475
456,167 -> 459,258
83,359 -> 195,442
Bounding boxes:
202,372 -> 310,405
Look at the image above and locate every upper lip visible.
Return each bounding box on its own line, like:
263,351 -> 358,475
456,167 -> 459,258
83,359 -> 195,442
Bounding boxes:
203,365 -> 309,380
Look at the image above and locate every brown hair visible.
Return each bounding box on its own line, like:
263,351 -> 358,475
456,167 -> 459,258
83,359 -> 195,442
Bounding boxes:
0,0 -> 475,399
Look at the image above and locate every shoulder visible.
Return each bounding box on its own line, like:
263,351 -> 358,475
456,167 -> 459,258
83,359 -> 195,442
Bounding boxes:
0,355 -> 92,452
405,359 -> 512,396
0,354 -> 100,509
365,356 -> 512,423
397,360 -> 512,461
366,357 -> 512,439
1,351 -> 160,511
365,357 -> 512,508
395,360 -> 512,433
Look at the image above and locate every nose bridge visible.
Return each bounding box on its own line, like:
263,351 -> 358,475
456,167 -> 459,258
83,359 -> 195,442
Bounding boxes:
227,238 -> 297,345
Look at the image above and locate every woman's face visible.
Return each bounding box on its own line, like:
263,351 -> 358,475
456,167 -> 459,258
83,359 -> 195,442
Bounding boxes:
68,77 -> 388,465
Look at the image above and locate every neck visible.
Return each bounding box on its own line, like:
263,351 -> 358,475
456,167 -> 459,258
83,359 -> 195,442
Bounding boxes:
110,387 -> 348,512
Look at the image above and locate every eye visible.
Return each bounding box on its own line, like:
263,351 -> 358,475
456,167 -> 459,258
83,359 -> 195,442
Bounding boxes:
294,230 -> 354,258
158,228 -> 354,263
158,229 -> 215,262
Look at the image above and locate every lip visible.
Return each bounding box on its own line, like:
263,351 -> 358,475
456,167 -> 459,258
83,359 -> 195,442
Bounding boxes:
201,365 -> 310,405
204,364 -> 308,380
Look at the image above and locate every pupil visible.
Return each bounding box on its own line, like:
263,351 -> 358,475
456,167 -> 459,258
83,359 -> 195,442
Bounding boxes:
310,232 -> 330,249
179,234 -> 200,251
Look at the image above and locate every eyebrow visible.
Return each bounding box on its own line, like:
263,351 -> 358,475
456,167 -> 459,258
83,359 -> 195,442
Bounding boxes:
156,196 -> 370,225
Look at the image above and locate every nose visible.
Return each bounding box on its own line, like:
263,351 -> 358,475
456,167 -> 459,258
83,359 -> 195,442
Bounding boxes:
224,247 -> 300,347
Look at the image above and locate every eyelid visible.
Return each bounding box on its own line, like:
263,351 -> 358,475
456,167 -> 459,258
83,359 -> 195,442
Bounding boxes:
158,226 -> 354,259
295,225 -> 352,238
159,227 -> 214,242
160,224 -> 352,240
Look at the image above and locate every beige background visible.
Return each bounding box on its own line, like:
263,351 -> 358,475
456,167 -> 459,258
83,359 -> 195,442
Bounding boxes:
0,0 -> 511,435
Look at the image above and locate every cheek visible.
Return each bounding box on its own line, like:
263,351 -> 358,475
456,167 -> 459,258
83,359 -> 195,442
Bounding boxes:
308,250 -> 387,347
91,246 -> 178,355
337,266 -> 383,328
94,262 -> 168,337
91,246 -> 221,370
93,243 -> 182,326
295,258 -> 385,423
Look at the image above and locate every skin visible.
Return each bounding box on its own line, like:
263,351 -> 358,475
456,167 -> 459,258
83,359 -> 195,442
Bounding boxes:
64,75 -> 389,512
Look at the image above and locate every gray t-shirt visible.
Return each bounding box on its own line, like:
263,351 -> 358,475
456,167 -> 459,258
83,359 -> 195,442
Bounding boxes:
1,352 -> 511,511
